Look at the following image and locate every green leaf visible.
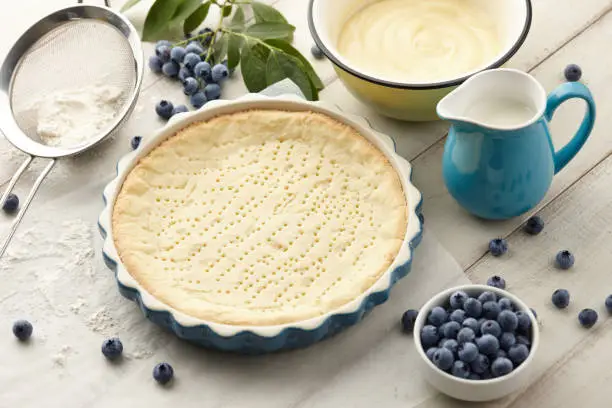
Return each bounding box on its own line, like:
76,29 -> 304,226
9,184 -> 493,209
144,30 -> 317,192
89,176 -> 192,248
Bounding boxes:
227,34 -> 243,70
241,42 -> 270,93
266,51 -> 315,100
171,0 -> 204,26
265,39 -> 324,90
227,5 -> 246,32
251,2 -> 293,42
212,34 -> 229,63
222,4 -> 233,17
246,22 -> 295,40
120,0 -> 141,12
183,1 -> 211,36
143,0 -> 183,41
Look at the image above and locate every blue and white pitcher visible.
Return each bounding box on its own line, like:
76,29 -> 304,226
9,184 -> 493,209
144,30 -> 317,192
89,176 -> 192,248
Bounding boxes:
437,68 -> 596,220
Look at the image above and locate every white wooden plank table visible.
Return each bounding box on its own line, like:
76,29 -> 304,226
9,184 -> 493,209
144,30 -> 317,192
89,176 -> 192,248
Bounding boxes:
2,0 -> 612,406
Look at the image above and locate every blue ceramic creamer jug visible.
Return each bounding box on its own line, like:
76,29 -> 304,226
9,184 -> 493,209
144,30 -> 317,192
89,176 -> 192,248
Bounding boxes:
437,69 -> 596,220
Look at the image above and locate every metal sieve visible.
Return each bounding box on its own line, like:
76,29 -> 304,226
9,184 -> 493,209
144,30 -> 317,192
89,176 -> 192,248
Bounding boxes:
0,0 -> 144,257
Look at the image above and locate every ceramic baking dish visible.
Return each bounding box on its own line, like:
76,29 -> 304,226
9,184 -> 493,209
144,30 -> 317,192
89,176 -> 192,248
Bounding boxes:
98,93 -> 423,353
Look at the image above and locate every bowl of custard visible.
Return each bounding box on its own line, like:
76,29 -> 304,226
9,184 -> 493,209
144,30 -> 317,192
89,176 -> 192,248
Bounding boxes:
308,0 -> 532,121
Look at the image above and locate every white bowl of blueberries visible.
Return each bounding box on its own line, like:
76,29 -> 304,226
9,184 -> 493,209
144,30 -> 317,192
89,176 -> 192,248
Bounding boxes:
411,284 -> 539,402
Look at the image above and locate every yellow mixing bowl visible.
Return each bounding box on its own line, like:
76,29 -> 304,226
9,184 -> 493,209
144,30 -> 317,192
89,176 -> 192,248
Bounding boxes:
308,0 -> 532,122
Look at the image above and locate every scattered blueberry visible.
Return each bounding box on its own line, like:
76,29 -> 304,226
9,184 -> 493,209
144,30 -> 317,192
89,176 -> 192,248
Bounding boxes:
489,238 -> 508,256
463,298 -> 482,318
478,291 -> 497,304
153,362 -> 174,385
432,347 -> 454,371
578,308 -> 598,328
458,342 -> 479,363
12,320 -> 33,341
311,44 -> 325,59
190,92 -> 207,109
476,334 -> 500,355
182,77 -> 199,95
194,61 -> 212,80
101,337 -> 123,360
499,332 -> 516,351
552,289 -> 570,309
450,291 -> 469,310
508,344 -> 529,365
487,275 -> 506,290
420,325 -> 439,348
491,357 -> 513,377
156,45 -> 171,62
470,354 -> 490,374
204,83 -> 222,100
178,66 -> 193,82
442,339 -> 459,355
443,321 -> 461,339
426,347 -> 438,361
172,105 -> 189,116
564,64 -> 582,82
482,301 -> 501,320
155,100 -> 174,120
606,295 -> 612,313
515,335 -> 531,348
451,360 -> 471,378
185,41 -> 204,55
400,309 -> 419,333
3,193 -> 19,213
461,318 -> 479,334
515,311 -> 531,333
457,327 -> 476,344
162,61 -> 180,77
555,250 -> 575,270
497,310 -> 519,332
184,53 -> 202,70
130,136 -> 142,150
148,55 -> 163,73
428,306 -> 448,327
524,215 -> 544,235
211,63 -> 229,82
498,297 -> 513,311
480,320 -> 502,338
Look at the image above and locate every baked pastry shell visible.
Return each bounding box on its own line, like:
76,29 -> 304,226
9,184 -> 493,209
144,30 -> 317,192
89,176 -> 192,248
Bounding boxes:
98,93 -> 423,353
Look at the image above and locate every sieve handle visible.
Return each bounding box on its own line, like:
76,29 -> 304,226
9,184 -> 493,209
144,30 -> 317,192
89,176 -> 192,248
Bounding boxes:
0,157 -> 56,258
77,0 -> 111,7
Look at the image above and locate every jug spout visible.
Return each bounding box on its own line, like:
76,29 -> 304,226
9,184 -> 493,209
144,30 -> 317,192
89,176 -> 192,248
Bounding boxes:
437,69 -> 547,130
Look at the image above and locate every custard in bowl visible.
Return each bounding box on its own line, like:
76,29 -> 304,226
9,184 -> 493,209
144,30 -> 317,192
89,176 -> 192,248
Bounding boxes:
309,0 -> 532,121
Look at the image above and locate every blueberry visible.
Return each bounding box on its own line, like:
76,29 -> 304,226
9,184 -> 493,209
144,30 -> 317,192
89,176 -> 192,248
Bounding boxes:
3,193 -> 19,213
178,66 -> 193,82
482,301 -> 501,320
148,55 -> 163,73
487,275 -> 506,289
198,28 -> 213,46
211,64 -> 229,82
156,40 -> 172,48
606,295 -> 612,313
489,238 -> 508,256
204,83 -> 222,100
524,215 -> 544,235
498,297 -> 513,311
457,341 -> 479,363
449,291 -> 469,310
496,349 -> 508,359
463,298 -> 482,318
400,309 -> 418,333
182,77 -> 199,95
470,354 -> 490,374
443,321 -> 461,339
449,309 -> 466,324
552,289 -> 570,309
428,306 -> 448,327
499,332 -> 516,351
12,320 -> 33,341
185,41 -> 204,55
172,105 -> 189,116
101,337 -> 123,360
478,291 -> 497,304
481,370 -> 494,380
153,362 -> 174,385
311,44 -> 325,59
516,335 -> 531,348
420,325 -> 439,348
481,320 -> 502,338
156,45 -> 171,62
130,136 -> 142,150
457,327 -> 475,344
451,360 -> 471,378
508,344 -> 529,365
555,250 -> 575,270
491,357 -> 513,377
497,310 -> 519,332
184,53 -> 202,70
190,92 -> 207,109
155,100 -> 174,119
564,64 -> 582,82
162,61 -> 180,77
194,61 -> 212,80
476,334 -> 500,355
515,311 -> 531,333
578,308 -> 598,328
426,347 -> 438,361
461,318 -> 479,333
468,373 -> 482,380
432,347 -> 454,371
170,46 -> 186,63
442,339 -> 459,355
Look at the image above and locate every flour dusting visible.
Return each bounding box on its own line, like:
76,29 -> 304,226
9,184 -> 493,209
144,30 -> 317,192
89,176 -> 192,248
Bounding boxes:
69,297 -> 87,314
86,307 -> 117,336
52,345 -> 73,368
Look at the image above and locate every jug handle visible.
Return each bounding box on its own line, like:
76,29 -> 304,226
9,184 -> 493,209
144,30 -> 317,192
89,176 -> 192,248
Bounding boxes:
545,82 -> 596,174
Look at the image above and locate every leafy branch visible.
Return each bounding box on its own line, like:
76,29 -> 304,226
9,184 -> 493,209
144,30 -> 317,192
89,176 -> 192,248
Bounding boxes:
122,0 -> 324,100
